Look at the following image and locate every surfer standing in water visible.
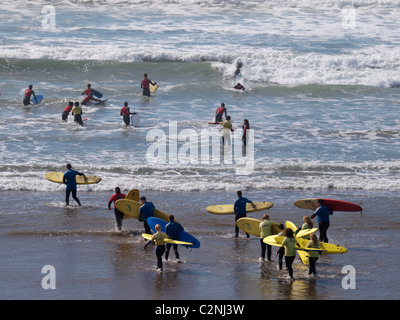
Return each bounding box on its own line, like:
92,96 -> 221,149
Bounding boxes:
120,102 -> 136,126
141,73 -> 157,97
23,84 -> 37,105
62,101 -> 73,121
215,103 -> 227,123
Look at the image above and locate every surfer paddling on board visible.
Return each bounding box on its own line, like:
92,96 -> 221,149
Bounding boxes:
63,163 -> 85,207
139,196 -> 155,248
234,190 -> 254,238
165,215 -> 184,263
23,84 -> 37,106
215,103 -> 227,123
310,199 -> 333,243
233,83 -> 245,91
120,102 -> 136,126
108,187 -> 126,230
81,83 -> 101,105
141,73 -> 157,97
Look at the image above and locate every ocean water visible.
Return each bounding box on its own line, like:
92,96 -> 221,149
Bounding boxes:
1,0 -> 400,300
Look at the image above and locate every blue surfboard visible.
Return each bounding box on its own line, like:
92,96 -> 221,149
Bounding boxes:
92,89 -> 103,98
31,95 -> 43,104
147,217 -> 200,248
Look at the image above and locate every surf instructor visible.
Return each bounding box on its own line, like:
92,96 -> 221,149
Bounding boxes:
63,163 -> 85,207
311,199 -> 333,243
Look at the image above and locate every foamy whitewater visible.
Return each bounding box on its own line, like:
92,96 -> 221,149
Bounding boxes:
1,0 -> 400,300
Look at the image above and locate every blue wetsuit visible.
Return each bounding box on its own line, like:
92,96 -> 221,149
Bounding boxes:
311,204 -> 333,243
139,201 -> 155,234
165,220 -> 184,260
234,196 -> 252,237
63,169 -> 84,206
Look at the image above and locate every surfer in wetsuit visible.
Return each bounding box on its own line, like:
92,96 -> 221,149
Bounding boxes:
220,115 -> 234,147
233,83 -> 245,90
165,215 -> 184,262
23,84 -> 37,106
151,224 -> 168,272
141,73 -> 156,97
108,187 -> 126,230
62,102 -> 73,121
259,214 -> 279,262
81,83 -> 101,105
139,196 -> 155,248
63,163 -> 85,206
120,102 -> 136,126
234,190 -> 253,238
310,199 -> 333,243
215,103 -> 227,123
234,60 -> 243,77
71,101 -> 83,126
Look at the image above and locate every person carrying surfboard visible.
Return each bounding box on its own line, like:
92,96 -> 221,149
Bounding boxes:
259,214 -> 279,262
306,233 -> 320,277
139,196 -> 155,248
151,224 -> 168,272
63,163 -> 85,207
141,73 -> 156,97
108,187 -> 126,230
310,199 -> 333,243
215,103 -> 227,123
234,191 -> 253,238
120,102 -> 136,126
165,215 -> 184,263
23,84 -> 37,106
282,228 -> 297,281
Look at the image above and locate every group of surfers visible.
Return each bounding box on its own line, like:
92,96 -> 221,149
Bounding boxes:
61,162 -> 333,278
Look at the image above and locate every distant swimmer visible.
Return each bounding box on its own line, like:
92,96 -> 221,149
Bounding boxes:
81,83 -> 101,105
141,73 -> 156,97
215,103 -> 227,123
63,163 -> 85,206
234,60 -> 243,77
108,187 -> 126,230
62,101 -> 73,121
23,84 -> 37,106
120,101 -> 136,126
233,83 -> 245,91
71,101 -> 83,126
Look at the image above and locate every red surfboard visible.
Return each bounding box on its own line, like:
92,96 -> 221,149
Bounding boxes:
294,198 -> 363,212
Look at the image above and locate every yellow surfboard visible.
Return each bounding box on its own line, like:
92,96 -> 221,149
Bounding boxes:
115,199 -> 171,222
235,217 -> 281,237
263,235 -> 326,252
286,220 -> 311,265
45,172 -> 102,185
150,83 -> 159,93
142,233 -> 193,246
125,189 -> 139,202
206,201 -> 274,215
